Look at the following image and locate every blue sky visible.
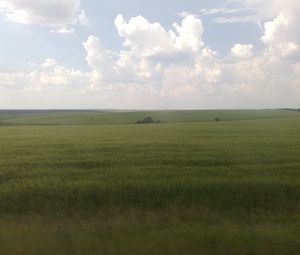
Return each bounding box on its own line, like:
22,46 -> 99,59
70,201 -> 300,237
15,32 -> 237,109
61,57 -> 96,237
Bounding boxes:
0,0 -> 299,109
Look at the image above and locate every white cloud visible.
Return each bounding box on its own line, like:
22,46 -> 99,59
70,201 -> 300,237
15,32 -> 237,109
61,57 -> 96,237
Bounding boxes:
0,0 -> 88,32
41,58 -> 57,68
1,9 -> 300,109
261,11 -> 300,59
231,44 -> 254,59
78,10 -> 89,26
242,0 -> 300,21
198,5 -> 258,24
203,8 -> 249,16
83,36 -> 116,84
82,14 -> 206,92
174,15 -> 204,52
83,15 -> 227,98
114,14 -> 204,63
0,58 -> 89,90
212,15 -> 257,24
78,12 -> 300,106
205,0 -> 300,24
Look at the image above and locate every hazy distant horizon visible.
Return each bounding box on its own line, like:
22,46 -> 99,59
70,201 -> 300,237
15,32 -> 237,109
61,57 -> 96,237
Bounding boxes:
0,108 -> 298,112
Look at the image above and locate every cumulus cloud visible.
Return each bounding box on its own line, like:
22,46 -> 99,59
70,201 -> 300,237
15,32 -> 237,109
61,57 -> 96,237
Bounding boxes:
231,44 -> 254,59
80,14 -> 229,98
114,14 -> 204,62
261,11 -> 300,59
83,36 -> 116,84
0,0 -> 88,32
82,15 -> 207,92
1,6 -> 300,108
0,58 -> 89,90
81,15 -> 229,99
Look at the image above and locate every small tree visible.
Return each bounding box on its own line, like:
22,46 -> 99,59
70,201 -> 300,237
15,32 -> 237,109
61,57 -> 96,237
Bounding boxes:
143,116 -> 154,123
135,116 -> 161,124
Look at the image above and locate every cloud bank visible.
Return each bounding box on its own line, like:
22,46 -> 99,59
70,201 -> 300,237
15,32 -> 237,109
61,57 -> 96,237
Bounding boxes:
0,0 -> 299,108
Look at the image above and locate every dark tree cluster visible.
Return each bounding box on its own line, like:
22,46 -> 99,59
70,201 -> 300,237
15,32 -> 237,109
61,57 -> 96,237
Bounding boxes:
280,108 -> 300,112
135,116 -> 162,124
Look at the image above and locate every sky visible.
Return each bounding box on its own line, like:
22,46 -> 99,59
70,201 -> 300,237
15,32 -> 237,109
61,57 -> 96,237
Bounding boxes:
0,0 -> 299,109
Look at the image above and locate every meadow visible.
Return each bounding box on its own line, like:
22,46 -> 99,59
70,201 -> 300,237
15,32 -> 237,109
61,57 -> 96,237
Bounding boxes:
0,110 -> 300,254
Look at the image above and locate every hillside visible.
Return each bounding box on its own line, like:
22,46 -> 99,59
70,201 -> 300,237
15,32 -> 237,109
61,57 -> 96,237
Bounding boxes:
0,109 -> 299,126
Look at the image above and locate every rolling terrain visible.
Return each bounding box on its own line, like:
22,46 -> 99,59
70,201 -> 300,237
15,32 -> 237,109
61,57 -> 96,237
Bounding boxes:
0,109 -> 299,125
0,110 -> 299,254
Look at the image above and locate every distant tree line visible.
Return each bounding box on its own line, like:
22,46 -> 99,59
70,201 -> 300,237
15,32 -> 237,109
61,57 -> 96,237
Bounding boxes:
280,108 -> 300,112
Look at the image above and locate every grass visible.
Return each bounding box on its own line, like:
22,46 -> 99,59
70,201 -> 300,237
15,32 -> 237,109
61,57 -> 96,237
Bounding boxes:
0,111 -> 300,254
1,109 -> 299,125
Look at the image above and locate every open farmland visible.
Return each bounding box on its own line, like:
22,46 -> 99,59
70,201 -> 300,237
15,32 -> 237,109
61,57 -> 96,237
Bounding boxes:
0,110 -> 300,254
0,109 -> 299,125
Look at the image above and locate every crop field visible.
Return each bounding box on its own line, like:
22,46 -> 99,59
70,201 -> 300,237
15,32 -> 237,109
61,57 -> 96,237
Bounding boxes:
0,109 -> 299,125
0,110 -> 300,255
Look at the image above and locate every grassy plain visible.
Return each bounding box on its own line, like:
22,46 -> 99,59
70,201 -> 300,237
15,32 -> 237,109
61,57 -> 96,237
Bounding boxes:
1,109 -> 299,125
0,110 -> 300,254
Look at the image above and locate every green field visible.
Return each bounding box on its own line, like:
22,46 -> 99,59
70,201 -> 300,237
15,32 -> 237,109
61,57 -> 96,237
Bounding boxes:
0,110 -> 300,255
0,109 -> 299,125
